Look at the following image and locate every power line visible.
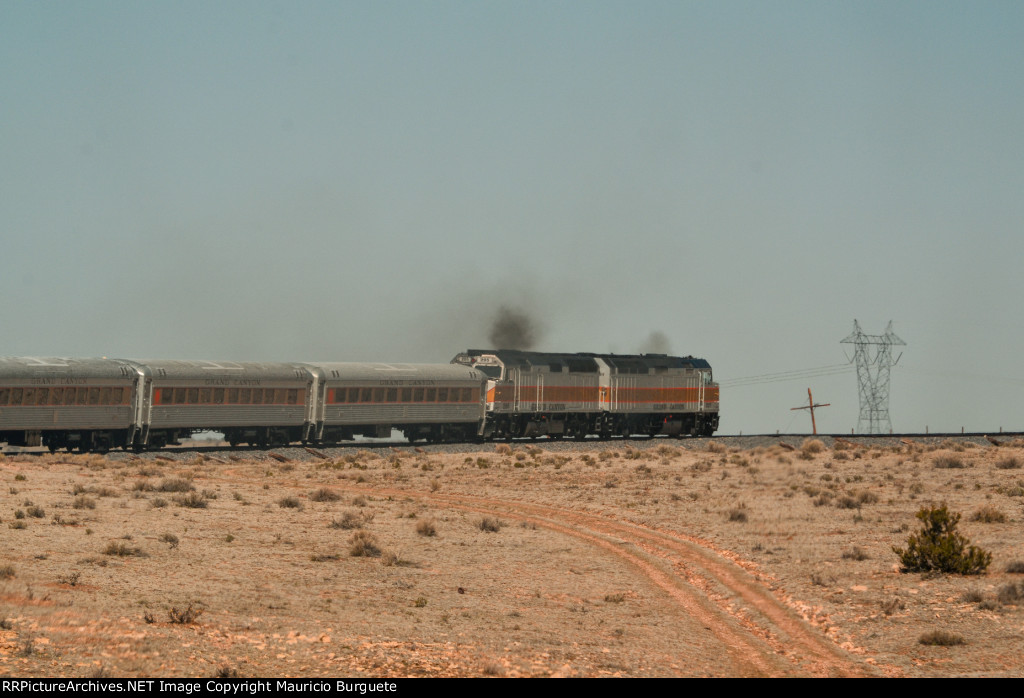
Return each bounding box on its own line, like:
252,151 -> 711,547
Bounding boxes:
719,363 -> 852,388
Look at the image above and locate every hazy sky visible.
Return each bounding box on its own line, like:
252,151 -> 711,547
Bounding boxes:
3,1 -> 1022,435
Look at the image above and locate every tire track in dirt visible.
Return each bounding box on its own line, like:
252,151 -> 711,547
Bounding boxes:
343,483 -> 879,677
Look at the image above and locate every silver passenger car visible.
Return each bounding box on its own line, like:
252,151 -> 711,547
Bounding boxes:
306,362 -> 485,443
0,357 -> 139,451
134,360 -> 315,448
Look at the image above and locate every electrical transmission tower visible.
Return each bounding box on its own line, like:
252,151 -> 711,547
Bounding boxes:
841,320 -> 905,434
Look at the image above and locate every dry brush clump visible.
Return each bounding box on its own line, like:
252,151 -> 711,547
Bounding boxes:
277,496 -> 303,510
842,546 -> 869,561
799,438 -> 826,459
477,516 -> 503,532
933,455 -> 967,469
103,541 -> 145,557
893,504 -> 992,575
157,478 -> 194,493
997,582 -> 1024,605
174,492 -> 208,509
970,506 -> 1007,524
167,603 -> 204,624
330,510 -> 372,530
310,488 -> 341,502
919,630 -> 966,646
996,456 -> 1023,469
348,529 -> 381,557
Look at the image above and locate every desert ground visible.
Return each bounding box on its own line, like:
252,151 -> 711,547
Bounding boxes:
2,435 -> 1023,678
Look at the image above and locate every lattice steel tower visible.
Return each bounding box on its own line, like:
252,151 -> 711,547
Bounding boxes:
841,320 -> 905,434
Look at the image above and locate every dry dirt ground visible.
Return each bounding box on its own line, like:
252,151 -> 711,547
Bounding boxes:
2,436 -> 1024,678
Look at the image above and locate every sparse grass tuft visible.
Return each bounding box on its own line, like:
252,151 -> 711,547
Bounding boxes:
477,516 -> 503,532
996,456 -> 1022,469
159,533 -> 179,549
416,519 -> 437,537
310,488 -> 340,502
0,565 -> 15,579
1006,561 -> 1024,574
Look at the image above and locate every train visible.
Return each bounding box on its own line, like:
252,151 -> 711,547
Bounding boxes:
0,350 -> 719,452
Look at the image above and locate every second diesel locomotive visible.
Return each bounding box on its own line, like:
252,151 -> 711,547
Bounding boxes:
452,350 -> 719,440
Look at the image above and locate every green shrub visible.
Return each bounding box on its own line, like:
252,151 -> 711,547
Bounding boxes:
893,504 -> 991,575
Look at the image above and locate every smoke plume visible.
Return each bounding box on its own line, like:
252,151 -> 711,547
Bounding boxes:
489,306 -> 540,349
639,330 -> 672,355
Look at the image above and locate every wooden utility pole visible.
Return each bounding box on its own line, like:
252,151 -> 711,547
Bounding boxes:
791,388 -> 830,435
